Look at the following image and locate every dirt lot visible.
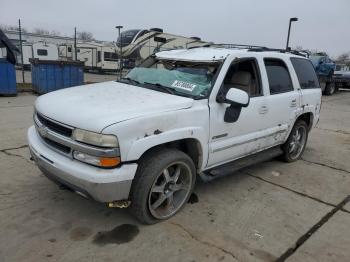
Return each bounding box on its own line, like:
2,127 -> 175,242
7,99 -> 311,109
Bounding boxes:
0,90 -> 349,262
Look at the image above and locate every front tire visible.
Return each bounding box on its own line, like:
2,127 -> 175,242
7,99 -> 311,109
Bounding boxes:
130,148 -> 196,224
281,120 -> 308,162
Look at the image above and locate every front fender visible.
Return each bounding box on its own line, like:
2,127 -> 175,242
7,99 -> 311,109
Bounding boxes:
126,126 -> 208,170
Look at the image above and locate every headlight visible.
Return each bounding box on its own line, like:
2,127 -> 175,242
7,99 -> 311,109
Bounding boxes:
72,129 -> 119,148
73,151 -> 121,168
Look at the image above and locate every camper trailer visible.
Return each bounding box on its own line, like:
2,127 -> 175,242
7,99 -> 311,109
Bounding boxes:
58,29 -> 208,71
18,42 -> 59,69
116,28 -> 209,67
59,42 -> 119,72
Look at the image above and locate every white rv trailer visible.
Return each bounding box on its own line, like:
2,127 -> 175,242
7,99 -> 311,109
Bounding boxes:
116,28 -> 209,67
18,42 -> 59,69
59,29 -> 209,71
59,42 -> 119,72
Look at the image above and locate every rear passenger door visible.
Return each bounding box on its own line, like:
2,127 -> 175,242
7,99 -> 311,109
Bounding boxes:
262,58 -> 301,143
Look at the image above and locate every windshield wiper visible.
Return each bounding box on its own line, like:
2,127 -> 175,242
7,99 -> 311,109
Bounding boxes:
143,82 -> 175,94
119,77 -> 141,85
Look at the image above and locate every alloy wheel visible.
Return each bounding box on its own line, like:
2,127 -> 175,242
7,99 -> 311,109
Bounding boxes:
148,162 -> 192,219
288,126 -> 307,160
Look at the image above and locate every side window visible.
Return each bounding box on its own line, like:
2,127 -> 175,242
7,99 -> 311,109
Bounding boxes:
67,47 -> 72,52
222,59 -> 262,97
97,51 -> 101,63
291,58 -> 320,89
264,58 -> 293,94
104,52 -> 118,61
37,49 -> 48,56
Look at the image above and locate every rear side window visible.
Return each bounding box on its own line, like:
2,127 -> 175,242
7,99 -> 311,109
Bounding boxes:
291,58 -> 320,89
264,58 -> 293,94
37,49 -> 48,56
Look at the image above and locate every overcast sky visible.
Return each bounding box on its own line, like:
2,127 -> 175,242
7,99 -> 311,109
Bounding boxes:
1,0 -> 349,57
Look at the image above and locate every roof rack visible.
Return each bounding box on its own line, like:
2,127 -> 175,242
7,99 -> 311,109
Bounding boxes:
185,43 -> 308,58
214,43 -> 268,49
216,43 -> 308,57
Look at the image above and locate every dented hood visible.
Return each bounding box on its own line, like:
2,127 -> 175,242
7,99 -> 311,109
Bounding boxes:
35,81 -> 194,132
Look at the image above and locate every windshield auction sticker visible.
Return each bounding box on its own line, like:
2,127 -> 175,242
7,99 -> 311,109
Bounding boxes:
171,80 -> 196,92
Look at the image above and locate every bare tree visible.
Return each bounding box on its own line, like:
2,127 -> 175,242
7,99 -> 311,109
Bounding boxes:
295,46 -> 303,51
0,24 -> 28,33
50,30 -> 61,36
34,28 -> 50,35
336,53 -> 350,64
33,28 -> 63,36
77,31 -> 94,41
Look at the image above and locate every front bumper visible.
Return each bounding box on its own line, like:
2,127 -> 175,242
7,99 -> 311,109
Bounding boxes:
27,126 -> 138,202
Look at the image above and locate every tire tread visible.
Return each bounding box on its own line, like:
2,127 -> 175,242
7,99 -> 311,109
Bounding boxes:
130,147 -> 196,224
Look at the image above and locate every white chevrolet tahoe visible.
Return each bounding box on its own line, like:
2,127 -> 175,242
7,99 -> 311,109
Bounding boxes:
28,47 -> 322,224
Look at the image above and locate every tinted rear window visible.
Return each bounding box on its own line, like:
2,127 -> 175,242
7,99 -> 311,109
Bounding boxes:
291,58 -> 320,89
264,59 -> 293,94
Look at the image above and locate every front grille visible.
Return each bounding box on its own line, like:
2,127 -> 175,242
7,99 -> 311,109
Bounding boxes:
37,113 -> 73,137
35,112 -> 119,160
35,112 -> 73,155
43,137 -> 71,154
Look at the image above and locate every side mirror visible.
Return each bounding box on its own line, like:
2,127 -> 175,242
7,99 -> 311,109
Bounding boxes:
225,88 -> 250,107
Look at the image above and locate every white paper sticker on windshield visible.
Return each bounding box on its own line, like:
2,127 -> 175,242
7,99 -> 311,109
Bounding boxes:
171,80 -> 196,92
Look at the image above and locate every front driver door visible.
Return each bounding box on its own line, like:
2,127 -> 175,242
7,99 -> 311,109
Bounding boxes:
207,57 -> 273,168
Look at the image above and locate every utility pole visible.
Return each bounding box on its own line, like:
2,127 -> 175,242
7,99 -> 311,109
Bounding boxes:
74,27 -> 77,61
18,19 -> 25,83
286,17 -> 298,51
115,25 -> 123,79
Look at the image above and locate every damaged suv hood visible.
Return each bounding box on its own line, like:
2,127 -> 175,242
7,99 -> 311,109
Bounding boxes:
35,81 -> 194,132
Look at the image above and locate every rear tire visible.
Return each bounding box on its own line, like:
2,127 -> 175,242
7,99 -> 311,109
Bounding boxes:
324,82 -> 335,96
130,148 -> 196,224
281,120 -> 308,162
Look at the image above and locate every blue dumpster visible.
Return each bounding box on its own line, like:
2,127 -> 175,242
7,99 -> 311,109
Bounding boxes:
0,58 -> 17,96
30,59 -> 84,94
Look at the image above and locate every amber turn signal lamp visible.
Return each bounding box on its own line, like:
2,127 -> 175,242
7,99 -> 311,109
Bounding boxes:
99,157 -> 121,167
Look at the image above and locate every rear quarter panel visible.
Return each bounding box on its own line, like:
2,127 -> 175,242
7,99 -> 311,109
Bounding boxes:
288,56 -> 322,129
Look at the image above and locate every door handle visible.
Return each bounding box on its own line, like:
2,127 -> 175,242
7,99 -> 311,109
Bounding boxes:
259,105 -> 268,114
290,99 -> 297,107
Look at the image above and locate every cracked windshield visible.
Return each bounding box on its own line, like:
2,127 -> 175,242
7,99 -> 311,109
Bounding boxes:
124,57 -> 220,98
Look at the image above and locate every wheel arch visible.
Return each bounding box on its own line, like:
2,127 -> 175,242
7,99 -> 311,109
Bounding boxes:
132,138 -> 204,172
296,112 -> 314,131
